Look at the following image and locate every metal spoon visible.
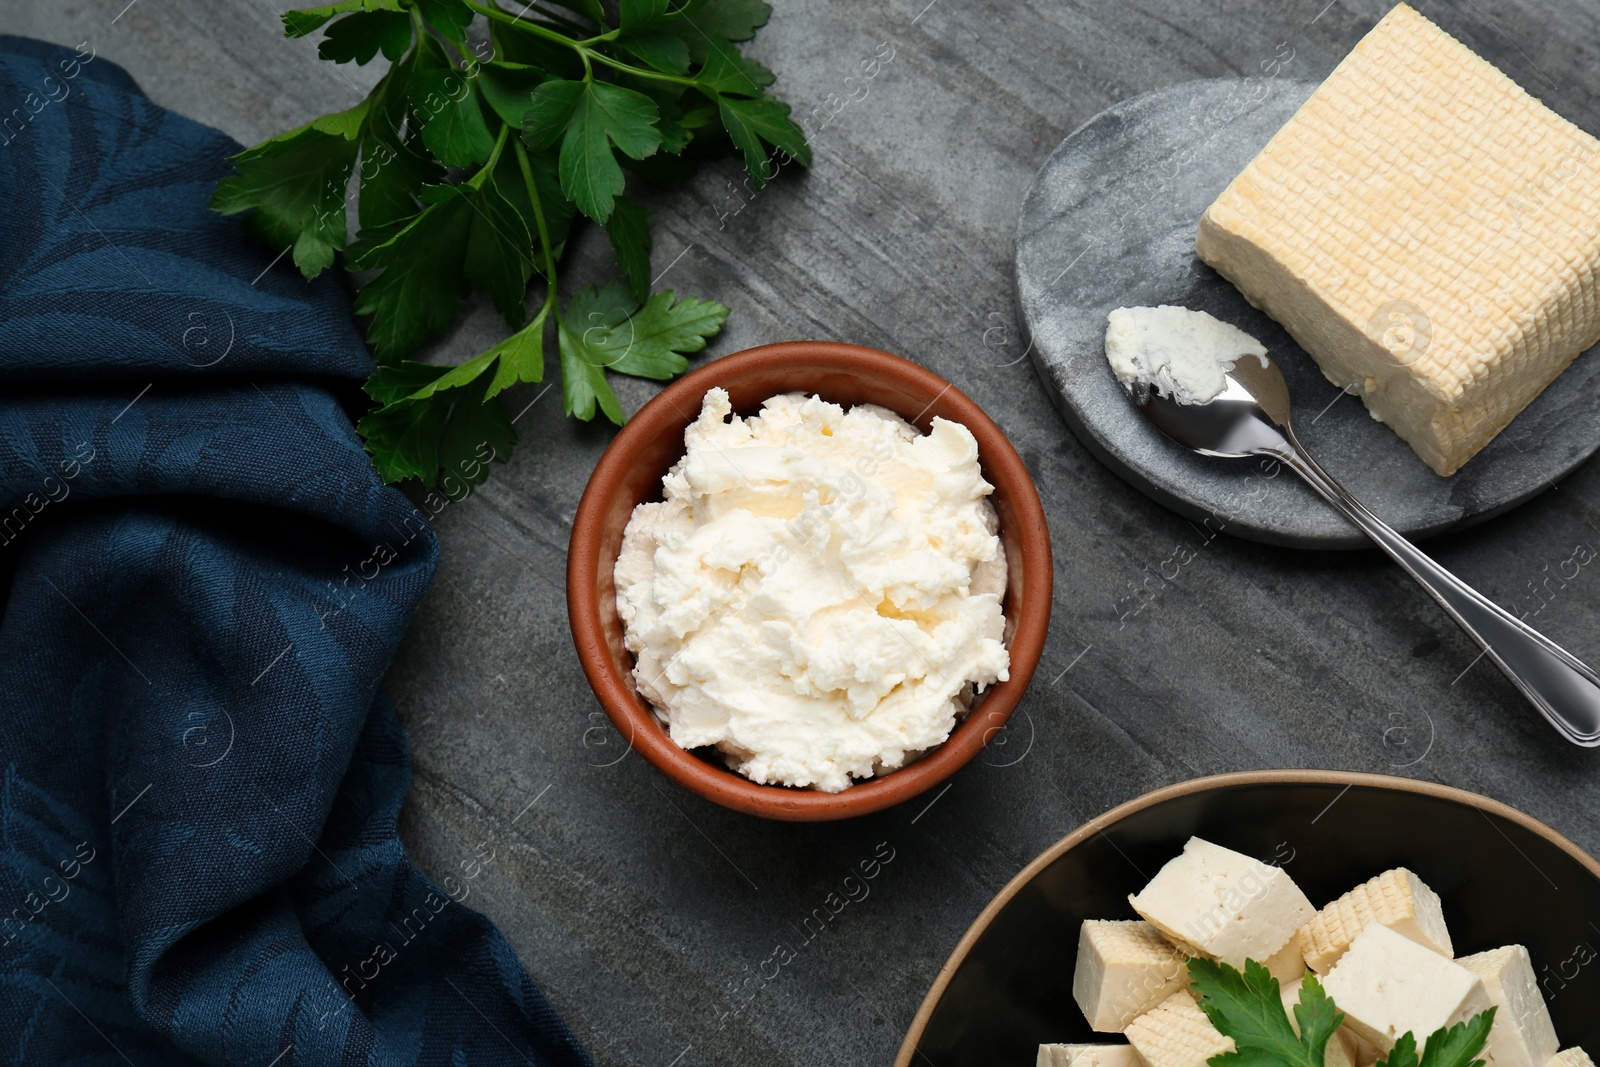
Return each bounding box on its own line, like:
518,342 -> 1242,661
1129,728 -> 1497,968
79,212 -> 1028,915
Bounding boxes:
1128,350 -> 1600,746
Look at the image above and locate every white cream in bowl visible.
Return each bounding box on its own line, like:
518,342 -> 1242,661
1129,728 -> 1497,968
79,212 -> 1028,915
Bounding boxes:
614,388 -> 1009,792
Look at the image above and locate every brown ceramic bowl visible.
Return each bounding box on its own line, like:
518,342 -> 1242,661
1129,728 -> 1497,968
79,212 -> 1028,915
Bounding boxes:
896,769 -> 1600,1066
567,341 -> 1052,821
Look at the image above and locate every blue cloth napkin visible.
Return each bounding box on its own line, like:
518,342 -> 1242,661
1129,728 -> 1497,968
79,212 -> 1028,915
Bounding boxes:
0,35 -> 592,1067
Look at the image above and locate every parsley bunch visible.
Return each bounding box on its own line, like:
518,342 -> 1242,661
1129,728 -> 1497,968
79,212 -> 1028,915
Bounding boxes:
1190,959 -> 1497,1067
212,0 -> 809,492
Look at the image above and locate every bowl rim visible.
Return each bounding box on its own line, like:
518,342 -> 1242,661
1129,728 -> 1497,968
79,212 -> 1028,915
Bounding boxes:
566,339 -> 1053,821
892,767 -> 1600,1066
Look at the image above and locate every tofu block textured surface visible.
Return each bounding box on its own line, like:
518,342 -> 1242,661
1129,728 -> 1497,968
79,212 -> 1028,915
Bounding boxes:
1073,920 -> 1190,1033
1298,867 -> 1453,974
1125,992 -> 1236,1067
1196,3 -> 1600,476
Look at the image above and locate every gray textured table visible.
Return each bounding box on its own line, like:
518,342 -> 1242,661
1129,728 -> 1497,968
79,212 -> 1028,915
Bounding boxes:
11,1 -> 1600,1063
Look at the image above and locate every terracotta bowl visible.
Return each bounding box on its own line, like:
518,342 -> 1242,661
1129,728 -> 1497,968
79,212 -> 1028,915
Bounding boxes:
567,341 -> 1053,821
895,769 -> 1600,1066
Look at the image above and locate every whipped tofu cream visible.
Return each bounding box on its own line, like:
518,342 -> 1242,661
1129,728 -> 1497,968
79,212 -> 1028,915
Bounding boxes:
614,388 -> 1009,793
1104,305 -> 1268,405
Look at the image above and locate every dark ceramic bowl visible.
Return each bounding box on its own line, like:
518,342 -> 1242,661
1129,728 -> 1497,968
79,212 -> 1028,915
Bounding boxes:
567,341 -> 1053,821
896,770 -> 1600,1066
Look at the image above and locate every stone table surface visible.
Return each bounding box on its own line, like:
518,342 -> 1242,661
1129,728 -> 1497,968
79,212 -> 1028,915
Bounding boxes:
11,1 -> 1600,1064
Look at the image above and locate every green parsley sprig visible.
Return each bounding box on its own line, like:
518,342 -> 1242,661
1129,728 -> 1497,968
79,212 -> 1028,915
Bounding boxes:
1189,958 -> 1497,1067
211,0 -> 809,493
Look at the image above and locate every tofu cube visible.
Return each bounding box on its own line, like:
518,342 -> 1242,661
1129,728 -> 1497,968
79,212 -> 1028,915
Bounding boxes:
1125,992 -> 1236,1067
1550,1051 -> 1596,1067
1264,938 -> 1308,985
1457,946 -> 1559,1067
1346,1028 -> 1383,1067
1298,867 -> 1452,973
1037,1044 -> 1143,1067
1322,922 -> 1492,1051
1195,3 -> 1600,476
1072,920 -> 1189,1033
1128,837 -> 1315,966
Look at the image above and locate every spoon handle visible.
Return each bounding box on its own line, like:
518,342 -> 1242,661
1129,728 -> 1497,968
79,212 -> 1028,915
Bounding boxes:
1273,433 -> 1600,747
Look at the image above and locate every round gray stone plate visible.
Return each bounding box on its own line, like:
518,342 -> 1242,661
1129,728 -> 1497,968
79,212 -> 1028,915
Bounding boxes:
1015,78 -> 1600,549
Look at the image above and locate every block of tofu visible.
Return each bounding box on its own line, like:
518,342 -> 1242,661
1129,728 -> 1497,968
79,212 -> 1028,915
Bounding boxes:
1298,867 -> 1452,974
1322,922 -> 1492,1051
1073,920 -> 1190,1032
1458,946 -> 1559,1067
1347,1028 -> 1383,1067
1264,938 -> 1308,985
1129,837 -> 1315,966
1281,979 -> 1358,1067
1550,1051 -> 1596,1067
1037,1044 -> 1144,1067
1125,992 -> 1235,1067
1194,3 -> 1600,476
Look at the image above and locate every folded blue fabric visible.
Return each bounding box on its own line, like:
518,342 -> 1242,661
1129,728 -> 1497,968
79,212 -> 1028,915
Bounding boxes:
0,35 -> 592,1067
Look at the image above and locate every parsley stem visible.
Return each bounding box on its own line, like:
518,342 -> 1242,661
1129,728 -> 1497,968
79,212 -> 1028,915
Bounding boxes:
512,139 -> 559,311
460,0 -> 578,51
481,123 -> 511,178
580,49 -> 700,87
458,0 -> 702,89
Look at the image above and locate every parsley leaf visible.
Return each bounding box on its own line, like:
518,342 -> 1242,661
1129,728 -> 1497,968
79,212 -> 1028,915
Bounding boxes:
477,62 -> 551,127
1190,959 -> 1342,1067
364,359 -> 452,405
359,368 -> 515,490
316,10 -> 412,64
619,0 -> 669,25
411,68 -> 496,168
353,156 -> 534,356
309,96 -> 370,139
357,55 -> 443,229
603,196 -> 652,305
522,80 -> 662,222
1378,1010 -> 1498,1067
281,0 -> 404,39
413,0 -> 473,41
696,42 -> 774,97
558,327 -> 625,425
557,282 -> 727,422
459,175 -> 536,327
620,31 -> 692,75
717,95 -> 809,185
351,184 -> 473,359
544,0 -> 606,24
686,0 -> 773,41
210,123 -> 358,279
617,0 -> 692,73
609,289 -> 730,377
664,0 -> 771,63
484,308 -> 549,397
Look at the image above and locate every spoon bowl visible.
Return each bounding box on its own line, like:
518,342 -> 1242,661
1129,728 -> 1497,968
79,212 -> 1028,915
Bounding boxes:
1132,351 -> 1295,459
